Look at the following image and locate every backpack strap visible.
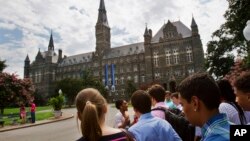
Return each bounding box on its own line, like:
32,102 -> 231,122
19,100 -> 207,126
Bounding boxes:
151,106 -> 168,112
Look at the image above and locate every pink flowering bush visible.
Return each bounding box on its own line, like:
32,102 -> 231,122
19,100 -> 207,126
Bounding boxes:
0,72 -> 34,114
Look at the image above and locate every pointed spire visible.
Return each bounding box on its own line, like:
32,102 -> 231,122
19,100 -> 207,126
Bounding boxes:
48,31 -> 54,51
97,0 -> 109,27
144,23 -> 150,36
191,15 -> 197,28
25,55 -> 30,62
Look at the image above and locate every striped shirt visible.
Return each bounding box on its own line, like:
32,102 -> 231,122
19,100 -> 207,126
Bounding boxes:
201,113 -> 230,141
219,102 -> 241,124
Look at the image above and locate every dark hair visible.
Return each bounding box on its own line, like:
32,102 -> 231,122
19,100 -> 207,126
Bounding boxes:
234,72 -> 250,93
171,92 -> 179,99
115,99 -> 123,109
75,88 -> 106,141
131,90 -> 151,114
217,79 -> 246,125
177,73 -> 221,110
148,84 -> 166,102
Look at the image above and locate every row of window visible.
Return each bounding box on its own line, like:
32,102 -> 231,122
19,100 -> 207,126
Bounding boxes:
154,52 -> 193,66
31,67 -> 194,84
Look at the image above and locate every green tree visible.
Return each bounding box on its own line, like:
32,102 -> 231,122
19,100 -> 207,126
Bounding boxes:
0,59 -> 7,72
0,73 -> 34,114
205,0 -> 250,78
81,69 -> 108,99
125,80 -> 137,99
55,78 -> 83,106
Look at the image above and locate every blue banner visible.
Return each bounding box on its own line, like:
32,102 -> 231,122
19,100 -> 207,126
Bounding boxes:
111,64 -> 115,86
105,64 -> 108,86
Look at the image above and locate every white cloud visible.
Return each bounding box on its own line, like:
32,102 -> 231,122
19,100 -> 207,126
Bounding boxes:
0,0 -> 228,78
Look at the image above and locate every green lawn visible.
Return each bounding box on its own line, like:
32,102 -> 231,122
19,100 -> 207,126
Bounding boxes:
3,106 -> 52,115
1,106 -> 53,126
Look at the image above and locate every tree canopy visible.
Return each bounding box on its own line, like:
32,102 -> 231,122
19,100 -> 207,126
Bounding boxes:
125,80 -> 137,99
205,0 -> 250,79
0,73 -> 34,114
0,59 -> 7,72
55,78 -> 83,106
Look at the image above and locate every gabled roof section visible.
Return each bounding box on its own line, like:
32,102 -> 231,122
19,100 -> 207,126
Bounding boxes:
58,52 -> 94,67
35,49 -> 44,61
152,21 -> 192,42
104,42 -> 144,59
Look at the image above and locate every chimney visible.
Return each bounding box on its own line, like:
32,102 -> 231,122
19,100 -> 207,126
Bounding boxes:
57,49 -> 62,63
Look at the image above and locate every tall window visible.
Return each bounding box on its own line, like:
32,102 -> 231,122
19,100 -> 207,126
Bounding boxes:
141,75 -> 145,83
134,75 -> 138,83
173,48 -> 179,64
188,67 -> 194,75
186,46 -> 193,62
115,77 -> 118,85
165,50 -> 171,65
121,77 -> 124,84
153,51 -> 159,67
155,71 -> 161,79
120,67 -> 123,73
133,64 -> 138,72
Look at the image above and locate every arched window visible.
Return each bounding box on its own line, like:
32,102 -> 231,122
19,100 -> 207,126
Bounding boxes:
153,51 -> 159,67
173,48 -> 179,64
165,49 -> 171,65
186,46 -> 193,62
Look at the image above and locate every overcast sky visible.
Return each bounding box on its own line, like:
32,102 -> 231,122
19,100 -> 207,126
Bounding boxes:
0,0 -> 228,78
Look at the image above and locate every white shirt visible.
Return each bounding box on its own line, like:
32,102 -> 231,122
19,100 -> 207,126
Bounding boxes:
114,111 -> 125,128
219,102 -> 241,124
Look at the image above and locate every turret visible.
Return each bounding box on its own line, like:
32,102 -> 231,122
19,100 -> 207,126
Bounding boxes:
58,49 -> 62,63
24,55 -> 30,78
144,25 -> 152,45
191,16 -> 199,36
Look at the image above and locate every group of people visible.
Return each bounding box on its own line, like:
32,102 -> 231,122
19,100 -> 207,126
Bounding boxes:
19,102 -> 36,124
74,72 -> 250,141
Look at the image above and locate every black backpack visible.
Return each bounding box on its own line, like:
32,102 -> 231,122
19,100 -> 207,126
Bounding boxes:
152,107 -> 195,141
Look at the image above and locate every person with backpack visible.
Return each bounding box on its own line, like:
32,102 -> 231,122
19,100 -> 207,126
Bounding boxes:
128,90 -> 181,141
234,72 -> 250,124
217,79 -> 247,125
178,73 -> 230,141
148,84 -> 169,119
148,84 -> 194,141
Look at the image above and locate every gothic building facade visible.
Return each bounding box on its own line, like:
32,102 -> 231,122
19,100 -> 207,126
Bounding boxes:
24,0 -> 204,101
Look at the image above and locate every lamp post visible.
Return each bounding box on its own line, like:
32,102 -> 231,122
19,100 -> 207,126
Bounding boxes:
243,20 -> 250,68
58,89 -> 62,95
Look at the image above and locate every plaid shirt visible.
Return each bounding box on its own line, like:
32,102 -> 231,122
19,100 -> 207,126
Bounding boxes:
201,113 -> 230,141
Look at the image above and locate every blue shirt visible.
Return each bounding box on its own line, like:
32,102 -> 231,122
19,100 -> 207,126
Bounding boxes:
128,112 -> 182,141
165,100 -> 176,109
201,113 -> 230,141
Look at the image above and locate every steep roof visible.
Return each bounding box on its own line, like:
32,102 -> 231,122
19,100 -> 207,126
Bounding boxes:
152,21 -> 191,42
104,42 -> 144,59
58,52 -> 93,67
